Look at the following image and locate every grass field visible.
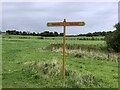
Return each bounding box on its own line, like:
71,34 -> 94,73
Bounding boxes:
2,35 -> 119,88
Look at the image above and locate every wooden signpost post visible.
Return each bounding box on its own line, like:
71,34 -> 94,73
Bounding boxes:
47,19 -> 85,79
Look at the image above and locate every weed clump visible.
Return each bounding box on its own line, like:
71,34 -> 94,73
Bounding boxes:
22,60 -> 104,88
74,53 -> 83,58
22,60 -> 61,79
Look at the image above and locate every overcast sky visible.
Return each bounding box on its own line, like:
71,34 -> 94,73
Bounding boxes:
2,2 -> 118,35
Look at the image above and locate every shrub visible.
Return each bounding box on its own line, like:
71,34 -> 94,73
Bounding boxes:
105,23 -> 120,52
37,37 -> 44,39
19,37 -> 30,39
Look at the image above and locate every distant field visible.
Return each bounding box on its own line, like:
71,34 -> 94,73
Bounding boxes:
2,35 -> 119,88
2,35 -> 105,45
2,35 -> 105,41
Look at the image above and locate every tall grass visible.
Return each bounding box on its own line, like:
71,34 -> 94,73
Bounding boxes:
45,43 -> 120,62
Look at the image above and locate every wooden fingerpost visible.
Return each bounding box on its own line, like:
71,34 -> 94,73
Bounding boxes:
47,19 -> 85,80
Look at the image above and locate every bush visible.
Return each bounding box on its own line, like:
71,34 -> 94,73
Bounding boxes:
105,23 -> 120,52
37,37 -> 44,39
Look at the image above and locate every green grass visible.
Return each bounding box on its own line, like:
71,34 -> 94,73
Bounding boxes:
2,35 -> 118,88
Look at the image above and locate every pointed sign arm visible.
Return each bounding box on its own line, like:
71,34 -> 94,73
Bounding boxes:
47,22 -> 85,26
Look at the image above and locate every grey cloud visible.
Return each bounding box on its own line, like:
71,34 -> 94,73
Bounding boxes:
2,2 -> 118,35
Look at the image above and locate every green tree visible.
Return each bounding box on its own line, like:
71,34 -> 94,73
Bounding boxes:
54,32 -> 58,36
105,23 -> 120,52
60,33 -> 63,36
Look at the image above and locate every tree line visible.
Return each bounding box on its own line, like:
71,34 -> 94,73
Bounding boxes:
5,30 -> 113,37
78,31 -> 113,36
6,30 -> 63,37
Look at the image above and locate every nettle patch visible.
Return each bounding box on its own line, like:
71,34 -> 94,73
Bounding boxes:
22,60 -> 104,88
